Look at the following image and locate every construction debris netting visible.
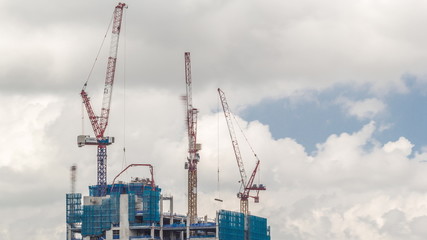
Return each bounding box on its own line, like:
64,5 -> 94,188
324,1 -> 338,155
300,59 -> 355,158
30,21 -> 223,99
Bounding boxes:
218,210 -> 271,240
248,214 -> 271,240
66,193 -> 83,224
81,192 -> 120,236
75,183 -> 160,237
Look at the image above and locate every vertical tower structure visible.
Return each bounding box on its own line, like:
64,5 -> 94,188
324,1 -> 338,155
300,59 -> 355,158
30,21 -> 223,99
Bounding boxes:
184,52 -> 200,224
71,165 -> 77,194
78,2 -> 127,197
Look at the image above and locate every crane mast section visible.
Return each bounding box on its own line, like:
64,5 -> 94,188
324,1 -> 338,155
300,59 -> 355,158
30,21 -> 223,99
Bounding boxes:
218,88 -> 248,188
184,52 -> 199,225
185,53 -> 193,110
189,109 -> 198,162
71,165 -> 77,194
185,52 -> 199,168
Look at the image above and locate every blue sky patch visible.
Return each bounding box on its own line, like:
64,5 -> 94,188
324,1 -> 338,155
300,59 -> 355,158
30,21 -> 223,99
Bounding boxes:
242,81 -> 427,155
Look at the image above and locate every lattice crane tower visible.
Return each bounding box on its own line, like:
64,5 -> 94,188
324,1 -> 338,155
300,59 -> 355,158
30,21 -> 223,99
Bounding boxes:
184,52 -> 201,224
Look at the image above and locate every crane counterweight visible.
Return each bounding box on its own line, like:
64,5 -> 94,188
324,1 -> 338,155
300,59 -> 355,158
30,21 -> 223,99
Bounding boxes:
77,135 -> 115,147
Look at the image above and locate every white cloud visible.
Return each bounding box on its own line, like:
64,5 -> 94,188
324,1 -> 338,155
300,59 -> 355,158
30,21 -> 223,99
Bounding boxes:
242,120 -> 427,239
383,137 -> 413,156
337,97 -> 386,120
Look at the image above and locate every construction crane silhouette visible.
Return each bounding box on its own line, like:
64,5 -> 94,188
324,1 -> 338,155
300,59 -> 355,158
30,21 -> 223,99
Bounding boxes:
218,88 -> 266,215
183,52 -> 201,225
78,3 -> 127,197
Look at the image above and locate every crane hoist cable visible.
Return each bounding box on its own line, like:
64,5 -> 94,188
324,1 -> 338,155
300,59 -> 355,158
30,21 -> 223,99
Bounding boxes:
230,108 -> 263,185
230,107 -> 264,187
81,13 -> 114,134
83,13 -> 114,90
121,9 -> 128,172
231,110 -> 259,162
215,97 -> 222,202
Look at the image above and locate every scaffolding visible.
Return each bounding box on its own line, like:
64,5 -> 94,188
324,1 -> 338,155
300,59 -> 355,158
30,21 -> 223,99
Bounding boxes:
129,193 -> 137,224
218,210 -> 245,240
217,210 -> 270,240
248,215 -> 271,240
142,187 -> 160,223
67,183 -> 270,240
83,183 -> 161,234
128,187 -> 161,225
81,193 -> 120,237
66,193 -> 83,224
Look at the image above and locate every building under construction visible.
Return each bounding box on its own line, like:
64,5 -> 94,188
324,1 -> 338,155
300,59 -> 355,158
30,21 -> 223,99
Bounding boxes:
66,179 -> 270,240
67,3 -> 271,240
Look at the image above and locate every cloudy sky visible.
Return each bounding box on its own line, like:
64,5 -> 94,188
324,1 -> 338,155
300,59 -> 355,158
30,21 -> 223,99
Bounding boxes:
2,0 -> 427,239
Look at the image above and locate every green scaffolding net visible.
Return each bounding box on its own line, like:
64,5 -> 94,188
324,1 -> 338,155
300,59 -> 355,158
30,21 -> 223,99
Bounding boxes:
81,193 -> 120,237
218,210 -> 245,240
66,193 -> 82,224
248,215 -> 271,240
218,210 -> 271,240
128,185 -> 161,225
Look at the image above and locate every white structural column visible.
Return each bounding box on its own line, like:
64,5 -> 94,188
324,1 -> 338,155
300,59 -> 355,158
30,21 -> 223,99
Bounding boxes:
120,194 -> 130,240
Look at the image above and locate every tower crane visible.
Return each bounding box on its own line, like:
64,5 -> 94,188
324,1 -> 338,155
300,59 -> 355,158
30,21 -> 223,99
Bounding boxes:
183,52 -> 201,224
78,2 -> 127,197
218,88 -> 266,215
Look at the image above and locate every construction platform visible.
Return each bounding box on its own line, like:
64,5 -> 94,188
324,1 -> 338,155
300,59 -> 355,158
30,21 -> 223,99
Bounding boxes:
66,178 -> 270,240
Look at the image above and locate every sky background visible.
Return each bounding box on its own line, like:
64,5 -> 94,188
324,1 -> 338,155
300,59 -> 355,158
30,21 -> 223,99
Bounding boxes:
2,0 -> 427,239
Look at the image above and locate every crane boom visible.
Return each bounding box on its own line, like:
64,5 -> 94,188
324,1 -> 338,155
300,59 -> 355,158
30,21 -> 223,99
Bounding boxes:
218,88 -> 266,215
98,4 -> 125,135
81,90 -> 102,138
78,3 -> 126,197
218,88 -> 247,188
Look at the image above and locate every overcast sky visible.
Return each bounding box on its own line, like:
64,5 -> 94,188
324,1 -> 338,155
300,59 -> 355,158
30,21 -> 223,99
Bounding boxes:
2,0 -> 427,239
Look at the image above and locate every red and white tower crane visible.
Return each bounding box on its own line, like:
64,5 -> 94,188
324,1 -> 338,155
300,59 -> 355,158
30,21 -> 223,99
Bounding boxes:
218,88 -> 266,215
184,52 -> 201,224
78,2 -> 127,197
